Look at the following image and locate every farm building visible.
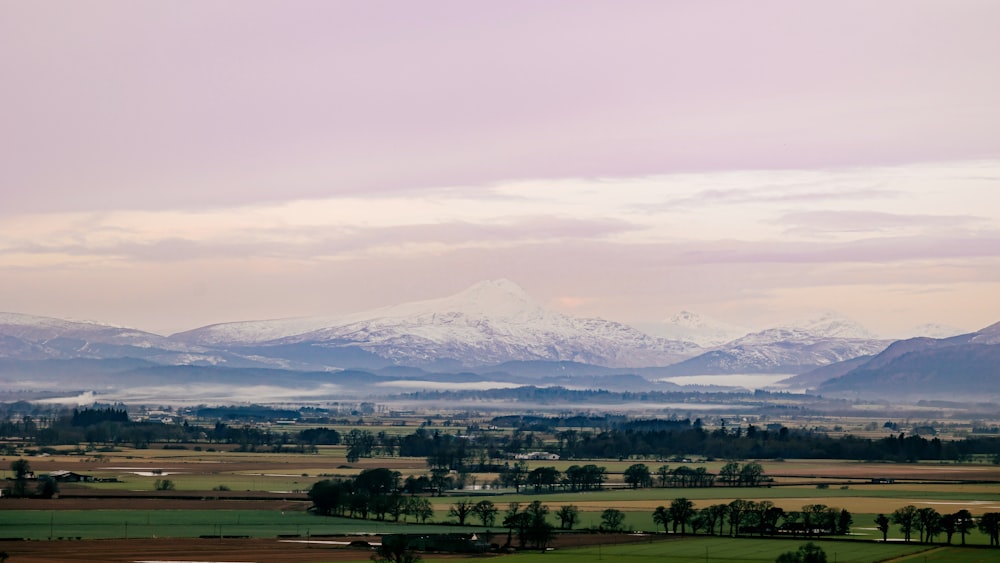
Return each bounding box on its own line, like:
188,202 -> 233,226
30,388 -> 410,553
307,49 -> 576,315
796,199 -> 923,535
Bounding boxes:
47,470 -> 96,483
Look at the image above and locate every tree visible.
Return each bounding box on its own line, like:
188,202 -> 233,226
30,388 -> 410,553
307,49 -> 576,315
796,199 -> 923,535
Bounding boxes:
308,479 -> 349,516
525,500 -> 554,549
473,500 -> 498,527
502,502 -> 521,547
740,462 -> 766,486
556,505 -> 580,530
8,459 -> 31,498
719,462 -> 740,486
344,429 -> 375,462
875,514 -> 891,542
154,478 -> 175,491
37,477 -> 59,499
449,500 -> 474,525
429,468 -> 452,495
656,465 -> 671,487
801,504 -> 829,537
386,493 -> 405,522
776,542 -> 827,563
915,507 -> 941,543
953,510 -> 975,545
752,500 -> 783,537
355,467 -> 401,496
728,499 -> 752,536
892,505 -> 918,543
669,497 -> 695,535
701,504 -> 728,536
601,508 -> 626,532
373,534 -> 422,563
406,497 -> 433,523
371,493 -> 396,521
503,462 -> 528,493
11,458 -> 31,479
623,463 -> 652,489
836,508 -> 853,535
652,505 -> 669,534
979,512 -> 1000,547
527,466 -> 561,493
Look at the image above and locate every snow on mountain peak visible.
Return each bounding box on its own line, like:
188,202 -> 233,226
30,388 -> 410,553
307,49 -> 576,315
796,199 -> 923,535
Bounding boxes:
172,280 -> 547,346
442,279 -> 535,317
787,312 -> 878,340
642,311 -> 749,346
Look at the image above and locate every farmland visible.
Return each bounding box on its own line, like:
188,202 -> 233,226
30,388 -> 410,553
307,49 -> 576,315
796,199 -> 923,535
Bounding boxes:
5,407 -> 1000,562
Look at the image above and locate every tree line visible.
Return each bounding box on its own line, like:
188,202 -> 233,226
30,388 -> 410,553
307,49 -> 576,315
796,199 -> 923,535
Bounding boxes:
881,505 -> 1000,546
307,477 -> 1000,552
8,408 -> 1000,465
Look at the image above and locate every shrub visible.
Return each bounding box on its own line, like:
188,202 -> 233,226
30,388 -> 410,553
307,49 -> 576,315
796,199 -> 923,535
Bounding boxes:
154,479 -> 175,491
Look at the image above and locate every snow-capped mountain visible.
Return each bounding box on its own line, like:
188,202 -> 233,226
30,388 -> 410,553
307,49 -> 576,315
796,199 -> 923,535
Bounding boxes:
0,313 -> 166,361
175,279 -> 704,368
639,311 -> 749,347
657,312 -> 891,375
0,312 -> 234,365
169,315 -> 345,347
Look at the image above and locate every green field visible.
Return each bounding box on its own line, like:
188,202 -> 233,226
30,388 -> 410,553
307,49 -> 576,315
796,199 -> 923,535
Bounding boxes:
0,509 -> 490,541
495,536 -> 932,563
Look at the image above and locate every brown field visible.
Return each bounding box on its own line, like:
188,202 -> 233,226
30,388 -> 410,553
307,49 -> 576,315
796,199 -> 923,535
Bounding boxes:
0,537 -> 420,563
7,445 -> 1000,561
764,460 -> 1000,481
0,495 -> 310,511
0,533 -> 651,562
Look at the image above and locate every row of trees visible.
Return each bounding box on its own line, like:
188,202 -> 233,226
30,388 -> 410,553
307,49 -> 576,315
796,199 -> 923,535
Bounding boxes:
307,474 -> 1000,550
650,499 -> 851,538
9,407 -> 1000,465
0,409 -> 352,451
882,505 -> 1000,545
450,497 -> 1000,548
495,461 -> 767,494
622,461 -> 767,489
308,468 -> 435,522
496,462 -> 608,493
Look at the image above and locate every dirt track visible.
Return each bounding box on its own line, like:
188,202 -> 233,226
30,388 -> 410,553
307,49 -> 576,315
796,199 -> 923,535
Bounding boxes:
0,533 -> 654,562
0,537 -> 387,562
0,496 -> 310,511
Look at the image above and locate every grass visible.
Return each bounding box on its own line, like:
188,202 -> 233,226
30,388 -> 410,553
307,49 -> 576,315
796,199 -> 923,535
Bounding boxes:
11,506 -> 994,547
0,510 -> 490,540
891,546 -> 1000,562
505,536 -> 933,563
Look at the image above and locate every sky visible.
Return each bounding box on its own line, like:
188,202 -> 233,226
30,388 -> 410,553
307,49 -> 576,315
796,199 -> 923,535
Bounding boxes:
2,1 -> 1000,338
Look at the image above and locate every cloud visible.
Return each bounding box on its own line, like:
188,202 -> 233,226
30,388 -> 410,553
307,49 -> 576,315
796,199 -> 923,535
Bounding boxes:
0,215 -> 639,265
774,210 -> 987,236
3,159 -> 1000,335
4,3 -> 1000,215
652,186 -> 898,211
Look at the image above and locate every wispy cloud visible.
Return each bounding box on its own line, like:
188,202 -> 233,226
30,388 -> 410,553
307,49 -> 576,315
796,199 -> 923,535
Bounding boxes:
774,210 -> 987,237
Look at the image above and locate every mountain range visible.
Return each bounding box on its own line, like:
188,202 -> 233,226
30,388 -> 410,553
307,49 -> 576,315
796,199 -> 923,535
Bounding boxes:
171,279 -> 702,369
1,280 -> 996,400
808,321 -> 1000,399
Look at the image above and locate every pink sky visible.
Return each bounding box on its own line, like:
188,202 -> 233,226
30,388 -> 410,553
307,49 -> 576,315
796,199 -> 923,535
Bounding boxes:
2,1 -> 999,337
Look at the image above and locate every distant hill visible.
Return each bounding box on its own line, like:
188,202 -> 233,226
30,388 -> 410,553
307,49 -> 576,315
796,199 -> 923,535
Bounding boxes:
776,355 -> 876,389
655,313 -> 890,376
816,321 -> 1000,399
